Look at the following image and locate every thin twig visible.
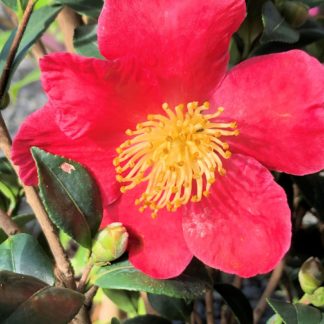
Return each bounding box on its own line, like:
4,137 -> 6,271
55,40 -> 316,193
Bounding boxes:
205,289 -> 214,324
0,208 -> 20,236
253,261 -> 285,323
56,6 -> 83,52
0,0 -> 35,100
31,40 -> 47,61
77,260 -> 94,292
84,285 -> 99,308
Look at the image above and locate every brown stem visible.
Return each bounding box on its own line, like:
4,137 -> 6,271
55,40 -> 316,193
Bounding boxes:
205,289 -> 214,324
253,261 -> 285,323
77,260 -> 94,292
25,186 -> 76,288
56,6 -> 83,52
84,285 -> 99,308
0,208 -> 20,236
31,40 -> 47,61
0,0 -> 35,100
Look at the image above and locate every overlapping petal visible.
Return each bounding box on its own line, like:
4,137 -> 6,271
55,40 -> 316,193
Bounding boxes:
213,50 -> 324,175
40,53 -> 161,140
107,184 -> 193,279
11,106 -> 121,211
182,154 -> 291,277
98,0 -> 246,103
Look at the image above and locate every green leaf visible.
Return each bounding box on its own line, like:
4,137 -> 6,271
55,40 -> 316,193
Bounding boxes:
111,318 -> 121,324
237,0 -> 268,57
4,286 -> 84,324
0,233 -> 54,285
0,160 -> 21,214
299,0 -> 324,7
9,68 -> 40,102
54,0 -> 103,17
0,0 -> 17,10
260,1 -> 300,44
0,271 -> 47,322
124,315 -> 171,324
0,5 -> 62,93
94,259 -> 212,299
215,284 -> 253,324
73,24 -> 104,58
31,147 -> 102,249
104,289 -> 140,316
148,294 -> 193,321
268,299 -> 323,324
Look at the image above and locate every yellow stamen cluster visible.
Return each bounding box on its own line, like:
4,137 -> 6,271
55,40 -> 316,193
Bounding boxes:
113,101 -> 239,218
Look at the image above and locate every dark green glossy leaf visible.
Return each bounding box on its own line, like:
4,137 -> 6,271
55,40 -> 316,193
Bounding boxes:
0,5 -> 62,93
0,271 -> 47,322
268,299 -> 323,324
4,286 -> 84,324
111,318 -> 121,324
300,0 -> 324,7
31,147 -> 102,248
237,0 -> 267,57
104,289 -> 139,316
252,20 -> 324,56
74,24 -> 103,58
55,0 -> 103,17
260,1 -> 300,44
293,172 -> 324,220
94,259 -> 212,299
124,315 -> 171,324
215,284 -> 253,324
0,0 -> 18,10
0,233 -> 54,285
148,294 -> 193,321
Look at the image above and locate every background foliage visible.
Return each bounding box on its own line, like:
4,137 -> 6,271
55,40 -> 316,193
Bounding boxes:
0,0 -> 324,323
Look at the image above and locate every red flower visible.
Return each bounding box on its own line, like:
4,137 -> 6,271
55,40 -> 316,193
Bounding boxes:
12,0 -> 324,279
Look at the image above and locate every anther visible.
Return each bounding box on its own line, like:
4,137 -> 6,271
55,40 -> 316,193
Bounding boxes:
225,151 -> 232,159
114,101 -> 239,216
219,168 -> 226,176
116,147 -> 123,154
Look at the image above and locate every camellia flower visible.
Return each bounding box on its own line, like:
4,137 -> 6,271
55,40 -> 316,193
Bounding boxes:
12,0 -> 324,279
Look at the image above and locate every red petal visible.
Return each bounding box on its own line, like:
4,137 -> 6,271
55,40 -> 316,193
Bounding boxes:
12,106 -> 121,212
213,50 -> 324,175
40,53 -> 160,140
107,184 -> 193,279
98,0 -> 246,102
182,154 -> 291,277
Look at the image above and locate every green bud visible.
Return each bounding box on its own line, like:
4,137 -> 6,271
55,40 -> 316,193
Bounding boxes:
280,2 -> 309,27
298,257 -> 324,294
0,93 -> 10,110
309,287 -> 324,307
92,222 -> 128,264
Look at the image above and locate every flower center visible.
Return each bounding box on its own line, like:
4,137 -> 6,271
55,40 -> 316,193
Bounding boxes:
113,101 -> 239,218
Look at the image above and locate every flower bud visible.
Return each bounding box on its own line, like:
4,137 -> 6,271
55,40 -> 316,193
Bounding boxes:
298,257 -> 324,294
0,93 -> 10,110
280,2 -> 309,27
92,222 -> 128,264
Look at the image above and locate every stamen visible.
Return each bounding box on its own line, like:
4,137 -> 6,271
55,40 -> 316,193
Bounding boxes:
114,102 -> 239,217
